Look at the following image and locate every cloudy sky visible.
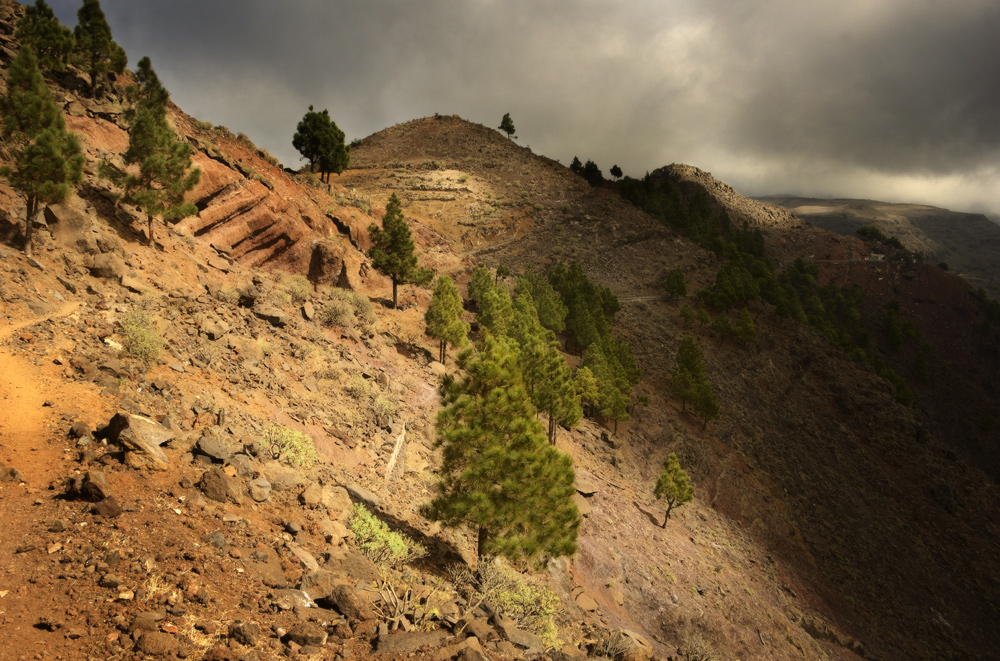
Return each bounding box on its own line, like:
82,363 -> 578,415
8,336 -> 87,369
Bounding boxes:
48,0 -> 1000,217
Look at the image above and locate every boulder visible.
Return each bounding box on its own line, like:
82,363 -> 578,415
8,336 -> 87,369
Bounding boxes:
198,467 -> 243,504
320,486 -> 353,522
572,492 -> 593,517
494,617 -> 543,652
262,461 -> 305,491
299,570 -> 336,600
89,253 -> 125,280
226,453 -> 255,478
197,430 -> 233,462
306,240 -> 346,287
228,621 -> 262,647
247,477 -> 272,502
285,622 -> 327,647
300,483 -> 323,509
252,305 -> 289,328
375,626 -> 449,654
323,583 -> 378,621
345,482 -> 379,509
318,519 -> 351,544
106,412 -> 173,470
323,547 -> 381,584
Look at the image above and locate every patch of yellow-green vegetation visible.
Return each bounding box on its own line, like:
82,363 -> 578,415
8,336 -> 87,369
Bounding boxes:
349,503 -> 427,569
373,395 -> 396,419
280,274 -> 312,304
264,425 -> 318,468
344,374 -> 372,399
451,560 -> 560,648
321,289 -> 377,334
333,189 -> 372,215
120,303 -> 164,366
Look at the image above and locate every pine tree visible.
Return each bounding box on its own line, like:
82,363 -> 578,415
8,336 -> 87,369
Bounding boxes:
680,303 -> 697,326
534,333 -> 581,444
736,306 -> 758,345
514,271 -> 567,333
106,56 -> 200,247
467,263 -> 493,308
672,335 -> 719,426
672,335 -> 704,413
494,264 -> 511,284
292,105 -> 349,183
610,164 -> 623,181
422,334 -> 580,562
664,268 -> 686,300
569,156 -> 583,175
498,112 -> 516,139
15,0 -> 74,72
654,453 -> 694,526
574,366 -> 599,417
425,275 -> 469,364
0,47 -> 83,258
477,285 -> 513,338
368,193 -> 432,309
74,0 -> 126,98
694,380 -> 720,429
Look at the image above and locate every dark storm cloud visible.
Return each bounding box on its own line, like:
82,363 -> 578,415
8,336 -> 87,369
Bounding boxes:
46,0 -> 1000,213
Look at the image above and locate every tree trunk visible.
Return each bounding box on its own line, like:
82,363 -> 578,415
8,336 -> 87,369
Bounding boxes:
24,196 -> 38,258
439,339 -> 446,365
477,526 -> 489,563
147,213 -> 155,247
662,512 -> 668,527
391,278 -> 399,309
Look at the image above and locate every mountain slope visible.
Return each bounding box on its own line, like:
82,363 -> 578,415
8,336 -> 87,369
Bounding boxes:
760,195 -> 1000,299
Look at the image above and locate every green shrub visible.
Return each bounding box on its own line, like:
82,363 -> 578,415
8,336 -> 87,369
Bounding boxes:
321,298 -> 356,328
373,395 -> 396,419
121,307 -> 164,365
263,425 -> 318,468
451,560 -> 560,647
283,274 -> 312,304
344,374 -> 372,399
349,502 -> 427,568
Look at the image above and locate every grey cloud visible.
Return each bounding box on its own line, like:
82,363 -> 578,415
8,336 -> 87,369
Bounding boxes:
46,0 -> 1000,214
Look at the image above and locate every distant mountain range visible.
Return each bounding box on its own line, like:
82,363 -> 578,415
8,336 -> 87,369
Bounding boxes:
759,196 -> 1000,298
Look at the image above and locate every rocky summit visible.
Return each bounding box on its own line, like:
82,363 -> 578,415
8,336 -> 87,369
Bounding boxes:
1,2 -> 999,661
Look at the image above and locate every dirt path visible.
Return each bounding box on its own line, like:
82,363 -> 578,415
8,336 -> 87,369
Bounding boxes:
0,302 -> 99,486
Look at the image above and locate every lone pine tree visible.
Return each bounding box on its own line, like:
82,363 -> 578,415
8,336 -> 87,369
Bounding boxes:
655,453 -> 694,525
368,193 -> 432,308
109,56 -> 200,246
73,0 -> 126,98
292,105 -> 349,183
0,47 -> 83,258
16,0 -> 74,73
422,334 -> 580,563
424,275 -> 469,364
498,112 -> 516,139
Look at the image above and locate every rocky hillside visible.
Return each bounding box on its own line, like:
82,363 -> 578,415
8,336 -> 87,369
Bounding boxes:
2,2 -> 1000,660
760,195 -> 1000,299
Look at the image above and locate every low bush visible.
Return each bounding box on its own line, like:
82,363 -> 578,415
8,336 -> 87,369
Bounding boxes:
121,306 -> 164,365
283,274 -> 312,304
349,503 -> 427,568
451,560 -> 560,647
263,425 -> 318,468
